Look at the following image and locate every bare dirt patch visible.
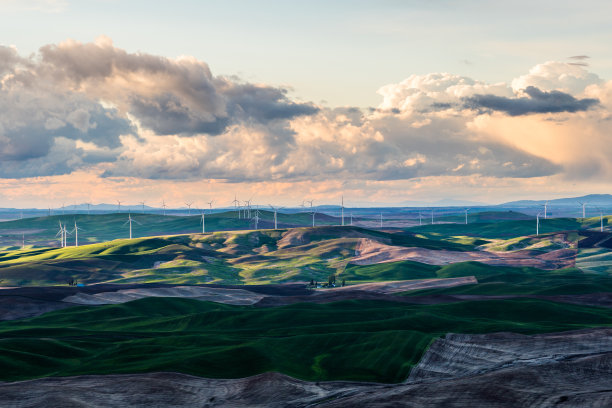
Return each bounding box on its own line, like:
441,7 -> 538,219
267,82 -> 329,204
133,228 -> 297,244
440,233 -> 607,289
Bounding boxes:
353,238 -> 576,270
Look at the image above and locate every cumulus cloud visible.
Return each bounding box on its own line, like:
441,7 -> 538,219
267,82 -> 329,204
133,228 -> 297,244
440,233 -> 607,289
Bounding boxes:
1,38 -> 610,186
512,61 -> 601,95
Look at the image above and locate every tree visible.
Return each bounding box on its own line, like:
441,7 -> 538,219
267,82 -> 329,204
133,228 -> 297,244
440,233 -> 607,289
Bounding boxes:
328,274 -> 336,287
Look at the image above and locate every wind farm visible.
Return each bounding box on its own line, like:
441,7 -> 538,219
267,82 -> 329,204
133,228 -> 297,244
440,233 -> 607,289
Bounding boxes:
1,195 -> 612,406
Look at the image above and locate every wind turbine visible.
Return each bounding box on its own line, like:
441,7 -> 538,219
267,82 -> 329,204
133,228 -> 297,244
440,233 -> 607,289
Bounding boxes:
161,200 -> 167,216
379,212 -> 383,228
350,212 -> 353,226
123,213 -> 141,239
232,195 -> 241,218
116,200 -> 122,213
185,201 -> 193,216
71,220 -> 84,247
207,199 -> 214,214
61,202 -> 65,215
418,212 -> 423,226
139,201 -> 146,213
578,201 -> 587,219
310,208 -> 317,227
539,201 -> 549,219
56,221 -> 64,248
200,210 -> 206,233
596,207 -> 604,232
269,205 -> 285,229
536,212 -> 541,236
431,209 -> 434,225
464,208 -> 470,225
86,203 -> 91,215
251,207 -> 262,230
341,195 -> 345,226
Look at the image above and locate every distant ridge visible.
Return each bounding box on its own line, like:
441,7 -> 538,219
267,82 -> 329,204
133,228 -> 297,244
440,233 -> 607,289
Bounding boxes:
501,194 -> 612,207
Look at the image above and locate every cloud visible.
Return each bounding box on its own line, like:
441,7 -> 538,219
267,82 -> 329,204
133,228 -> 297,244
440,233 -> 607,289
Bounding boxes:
464,86 -> 599,116
1,38 -> 610,188
569,55 -> 590,60
512,61 -> 601,95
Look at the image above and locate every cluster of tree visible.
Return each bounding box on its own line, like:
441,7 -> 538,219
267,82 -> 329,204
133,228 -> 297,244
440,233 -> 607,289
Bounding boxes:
67,278 -> 79,286
307,275 -> 345,289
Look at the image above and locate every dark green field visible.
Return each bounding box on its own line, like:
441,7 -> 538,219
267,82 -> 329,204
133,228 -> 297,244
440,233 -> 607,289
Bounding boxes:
0,297 -> 610,383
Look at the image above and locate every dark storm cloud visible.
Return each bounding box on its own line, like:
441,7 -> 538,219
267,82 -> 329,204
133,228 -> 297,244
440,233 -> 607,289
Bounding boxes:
463,86 -> 599,116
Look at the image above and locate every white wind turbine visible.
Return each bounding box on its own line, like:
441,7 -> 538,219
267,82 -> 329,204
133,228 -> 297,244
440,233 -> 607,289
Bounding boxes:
379,212 -> 383,228
139,201 -> 146,213
536,212 -> 541,236
161,200 -> 168,216
578,201 -> 587,219
431,209 -> 434,225
56,221 -> 65,248
185,201 -> 193,216
71,220 -> 84,247
123,213 -> 141,239
418,212 -> 423,226
232,195 -> 241,219
310,207 -> 317,227
539,201 -> 549,219
596,207 -> 604,232
207,199 -> 215,214
464,208 -> 470,225
269,205 -> 285,229
116,200 -> 122,213
200,209 -> 206,233
86,203 -> 91,215
341,195 -> 345,226
251,206 -> 262,230
61,202 -> 65,215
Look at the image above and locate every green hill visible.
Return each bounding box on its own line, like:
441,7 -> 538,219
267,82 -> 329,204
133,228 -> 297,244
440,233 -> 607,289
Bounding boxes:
0,297 -> 610,383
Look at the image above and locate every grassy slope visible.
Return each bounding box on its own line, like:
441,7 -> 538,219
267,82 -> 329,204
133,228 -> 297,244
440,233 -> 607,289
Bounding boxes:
0,297 -> 610,383
0,226 -> 484,286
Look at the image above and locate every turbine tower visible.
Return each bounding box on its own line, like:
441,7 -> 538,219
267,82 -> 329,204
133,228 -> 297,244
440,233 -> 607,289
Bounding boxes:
161,200 -> 167,216
71,220 -> 84,247
431,209 -> 434,225
185,201 -> 193,216
578,201 -> 587,219
341,195 -> 345,226
139,201 -> 146,213
269,205 -> 285,230
207,200 -> 214,214
350,212 -> 353,226
251,207 -> 261,230
200,210 -> 206,233
56,221 -> 65,248
536,212 -> 541,236
464,208 -> 470,225
379,212 -> 383,228
116,200 -> 122,213
310,208 -> 317,227
232,195 -> 240,219
419,212 -> 423,226
123,214 -> 141,239
596,207 -> 604,232
86,203 -> 91,215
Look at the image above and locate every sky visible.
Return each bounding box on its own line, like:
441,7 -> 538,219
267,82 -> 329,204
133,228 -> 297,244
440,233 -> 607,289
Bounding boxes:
1,0 -> 612,208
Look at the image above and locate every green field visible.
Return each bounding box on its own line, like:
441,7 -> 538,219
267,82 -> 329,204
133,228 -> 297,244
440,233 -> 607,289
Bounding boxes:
0,297 -> 610,383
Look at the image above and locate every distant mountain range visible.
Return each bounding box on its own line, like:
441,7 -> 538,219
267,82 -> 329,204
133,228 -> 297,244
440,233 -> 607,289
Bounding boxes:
500,194 -> 612,207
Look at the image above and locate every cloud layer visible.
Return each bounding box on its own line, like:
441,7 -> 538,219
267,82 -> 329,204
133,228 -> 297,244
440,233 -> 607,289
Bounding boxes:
1,39 -> 610,188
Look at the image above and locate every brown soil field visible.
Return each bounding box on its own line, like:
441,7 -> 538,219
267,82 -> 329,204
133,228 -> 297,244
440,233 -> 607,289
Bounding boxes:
353,238 -> 576,270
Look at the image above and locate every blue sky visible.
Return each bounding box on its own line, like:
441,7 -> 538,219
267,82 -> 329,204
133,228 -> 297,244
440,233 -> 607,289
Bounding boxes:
3,0 -> 611,107
0,0 -> 611,207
